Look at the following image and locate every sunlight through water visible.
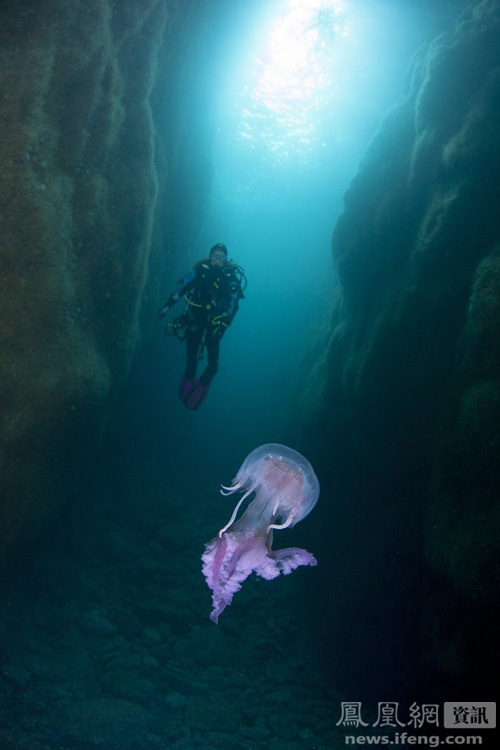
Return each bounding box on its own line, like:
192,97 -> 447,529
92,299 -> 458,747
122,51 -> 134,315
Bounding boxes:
238,0 -> 348,164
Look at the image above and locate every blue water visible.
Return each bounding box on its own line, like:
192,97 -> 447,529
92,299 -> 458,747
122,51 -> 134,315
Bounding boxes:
160,0 -> 445,460
0,1 -> 468,748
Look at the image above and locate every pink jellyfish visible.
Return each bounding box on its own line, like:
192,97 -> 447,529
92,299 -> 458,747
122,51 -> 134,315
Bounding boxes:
202,443 -> 319,623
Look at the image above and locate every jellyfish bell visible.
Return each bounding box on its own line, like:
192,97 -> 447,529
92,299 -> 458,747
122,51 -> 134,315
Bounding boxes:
219,444 -> 319,536
202,443 -> 320,623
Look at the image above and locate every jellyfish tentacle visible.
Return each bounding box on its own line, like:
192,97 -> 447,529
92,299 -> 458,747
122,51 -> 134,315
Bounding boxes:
218,484 -> 256,537
268,516 -> 294,532
220,482 -> 241,496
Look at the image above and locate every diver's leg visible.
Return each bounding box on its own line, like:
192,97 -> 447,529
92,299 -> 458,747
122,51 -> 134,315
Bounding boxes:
184,327 -> 202,380
199,328 -> 220,386
178,326 -> 203,401
182,326 -> 215,408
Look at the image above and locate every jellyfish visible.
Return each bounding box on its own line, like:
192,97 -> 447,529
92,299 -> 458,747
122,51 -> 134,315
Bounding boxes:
202,443 -> 319,623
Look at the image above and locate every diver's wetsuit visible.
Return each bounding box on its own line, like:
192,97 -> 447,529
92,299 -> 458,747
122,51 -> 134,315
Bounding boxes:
165,259 -> 242,386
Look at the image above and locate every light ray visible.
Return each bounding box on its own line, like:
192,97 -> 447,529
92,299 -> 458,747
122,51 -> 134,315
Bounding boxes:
238,0 -> 347,163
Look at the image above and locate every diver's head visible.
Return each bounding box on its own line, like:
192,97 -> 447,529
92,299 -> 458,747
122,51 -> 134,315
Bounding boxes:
209,243 -> 228,267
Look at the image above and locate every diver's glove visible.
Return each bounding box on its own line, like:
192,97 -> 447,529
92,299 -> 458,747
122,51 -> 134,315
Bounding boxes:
158,292 -> 180,318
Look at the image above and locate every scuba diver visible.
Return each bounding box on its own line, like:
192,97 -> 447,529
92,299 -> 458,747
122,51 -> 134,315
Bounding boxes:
159,243 -> 246,409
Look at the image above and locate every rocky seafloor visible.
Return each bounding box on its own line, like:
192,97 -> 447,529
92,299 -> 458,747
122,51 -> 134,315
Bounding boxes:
0,467 -> 344,750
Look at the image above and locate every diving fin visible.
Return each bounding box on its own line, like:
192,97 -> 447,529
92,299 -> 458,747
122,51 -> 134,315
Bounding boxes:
183,380 -> 210,410
179,374 -> 196,400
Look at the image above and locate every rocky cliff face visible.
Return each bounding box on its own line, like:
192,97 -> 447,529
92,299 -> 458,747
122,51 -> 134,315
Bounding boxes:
0,0 -> 216,588
295,0 -> 500,695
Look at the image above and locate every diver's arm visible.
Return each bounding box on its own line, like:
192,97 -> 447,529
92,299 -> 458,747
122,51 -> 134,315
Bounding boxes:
224,280 -> 242,324
158,269 -> 197,317
210,290 -> 239,334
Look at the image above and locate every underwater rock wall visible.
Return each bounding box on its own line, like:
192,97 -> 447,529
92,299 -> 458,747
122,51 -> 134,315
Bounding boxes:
0,0 -> 214,589
296,0 -> 500,695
